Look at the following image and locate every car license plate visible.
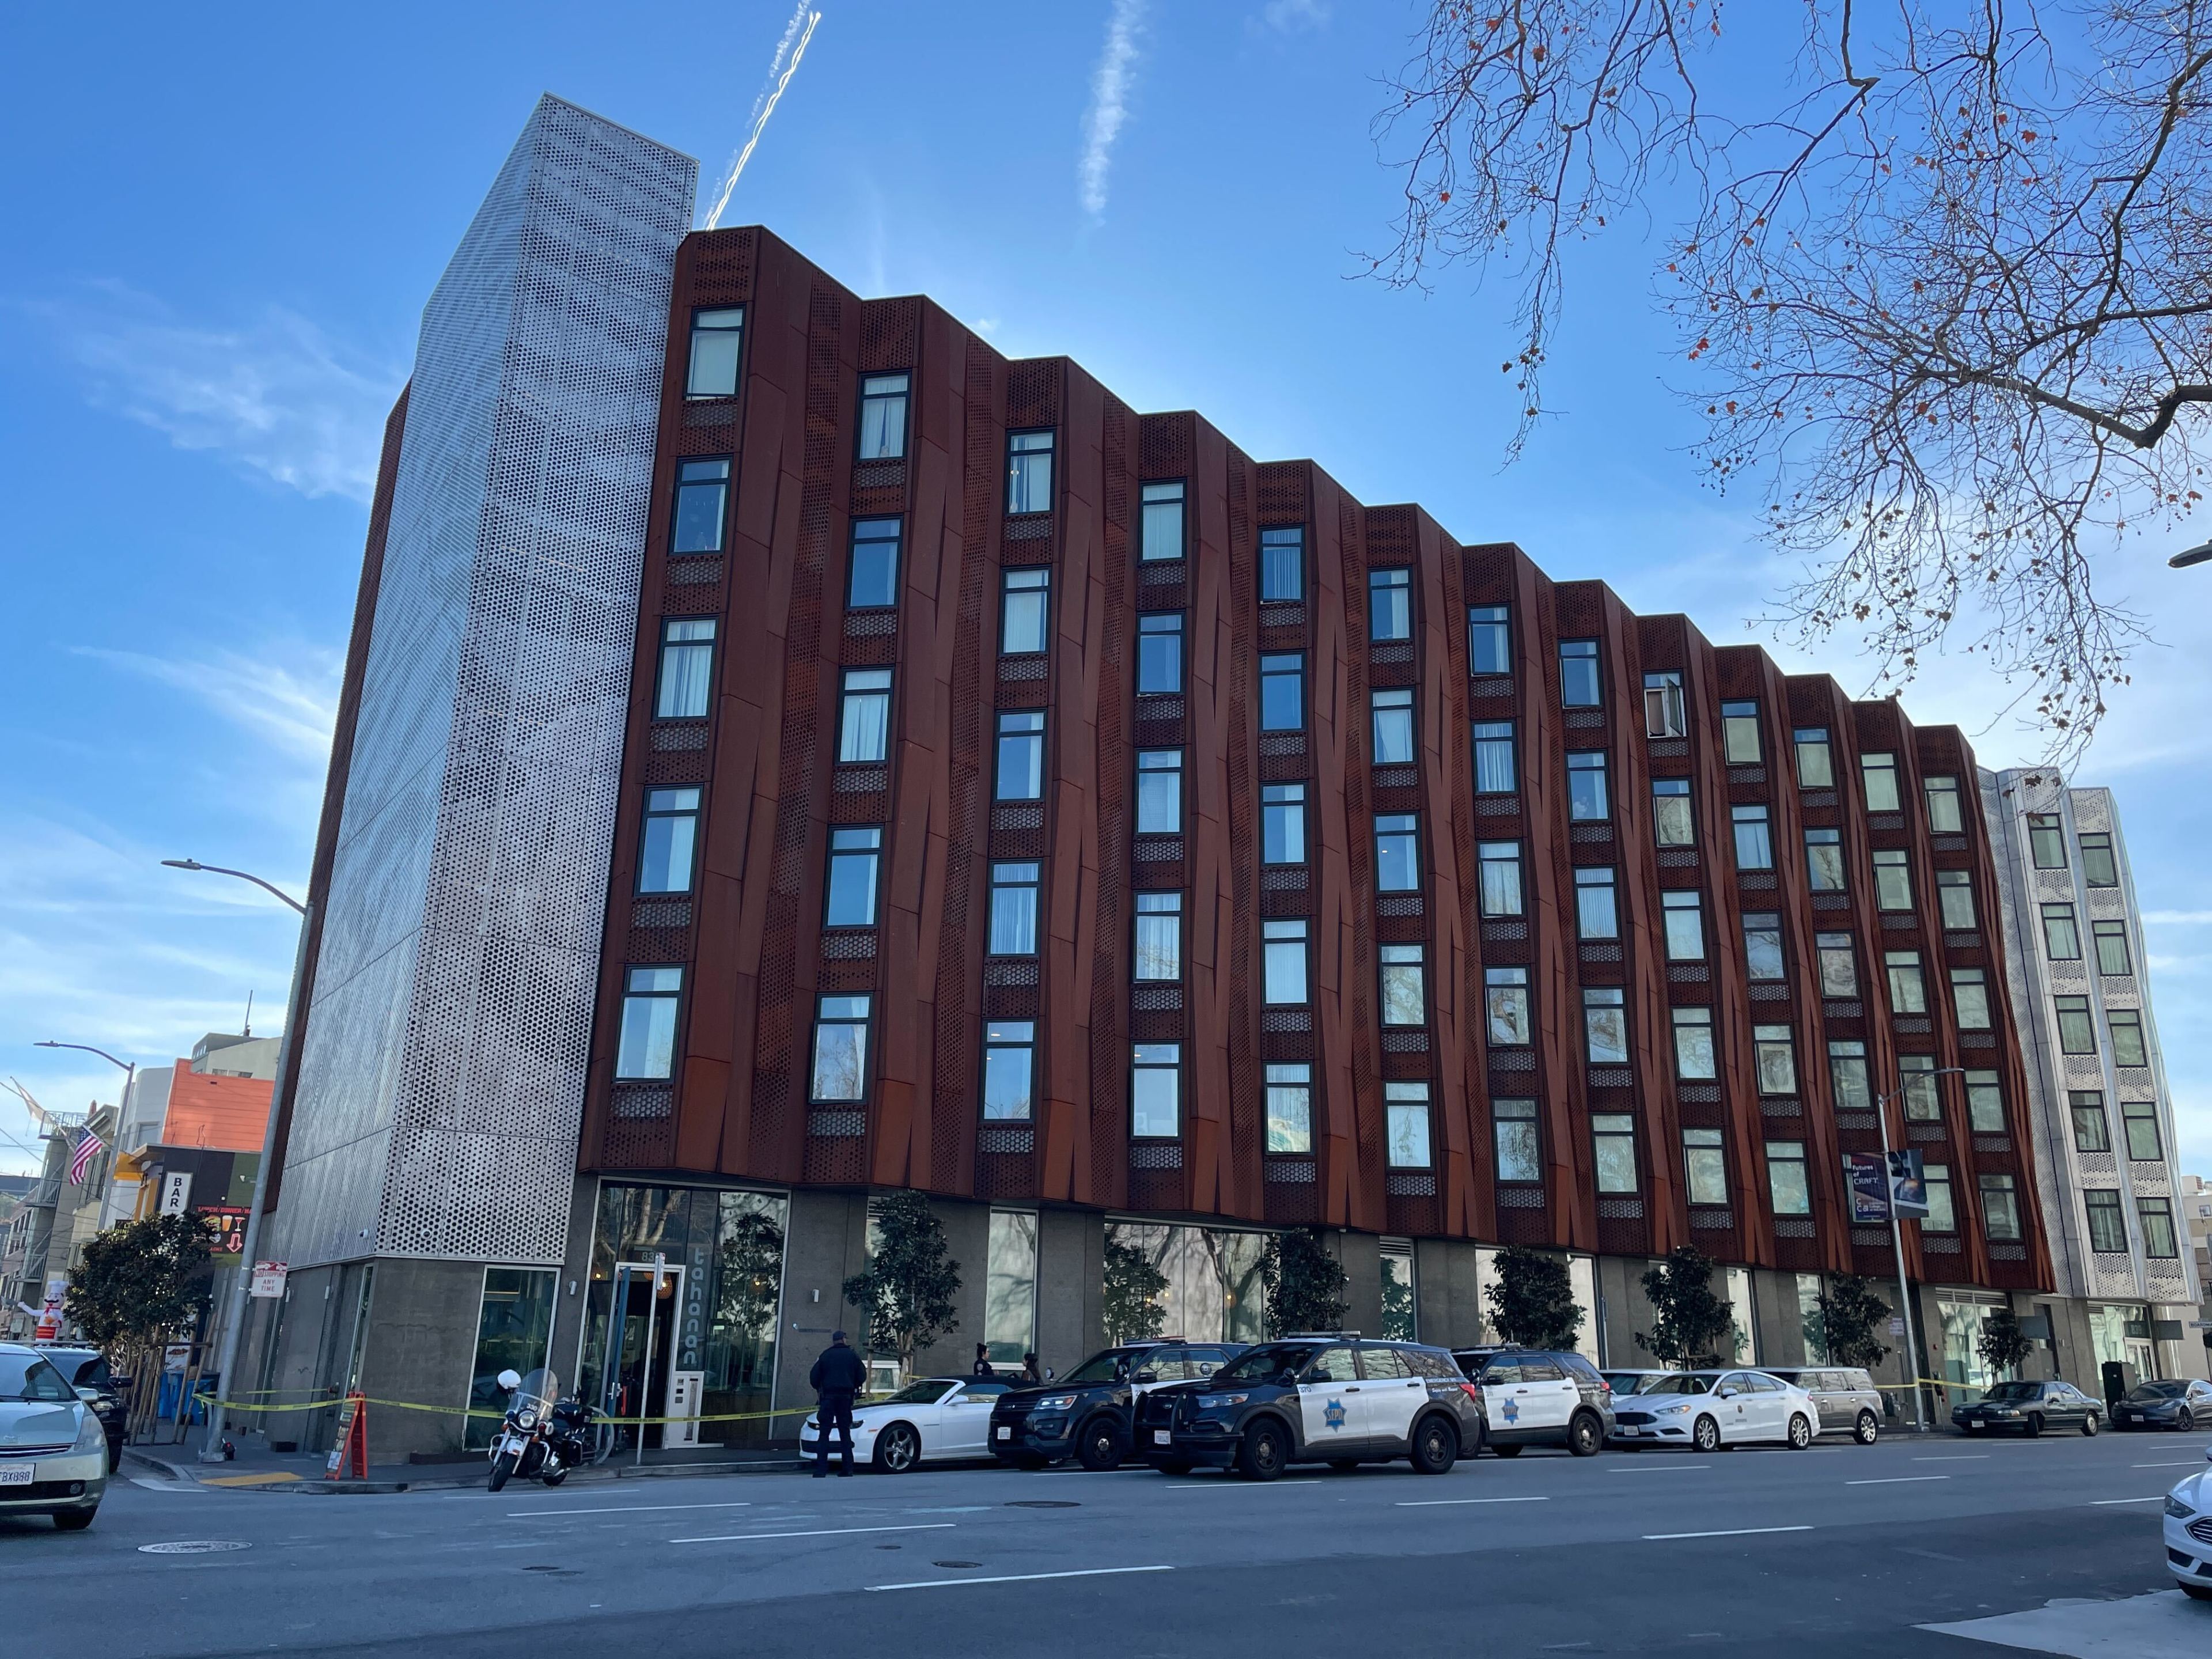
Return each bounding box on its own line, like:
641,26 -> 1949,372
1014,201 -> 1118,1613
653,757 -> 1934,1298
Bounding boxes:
0,1465 -> 33,1486
996,1426 -> 1010,1440
1153,1429 -> 1171,1446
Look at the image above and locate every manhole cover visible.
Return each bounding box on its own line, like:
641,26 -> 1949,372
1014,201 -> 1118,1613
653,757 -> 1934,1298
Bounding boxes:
932,1560 -> 982,1569
1005,1500 -> 1080,1509
139,1541 -> 252,1555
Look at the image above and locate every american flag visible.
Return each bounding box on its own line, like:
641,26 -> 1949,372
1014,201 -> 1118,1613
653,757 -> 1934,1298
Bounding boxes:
69,1125 -> 106,1185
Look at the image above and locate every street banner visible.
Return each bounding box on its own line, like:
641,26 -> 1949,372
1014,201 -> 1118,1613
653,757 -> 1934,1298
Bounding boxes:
1843,1152 -> 1891,1222
1887,1149 -> 1930,1219
160,1171 -> 192,1215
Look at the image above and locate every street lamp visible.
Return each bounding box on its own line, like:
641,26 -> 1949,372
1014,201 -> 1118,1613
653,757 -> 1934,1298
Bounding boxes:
2170,540 -> 2212,570
164,859 -> 311,1464
1871,1064 -> 1968,1435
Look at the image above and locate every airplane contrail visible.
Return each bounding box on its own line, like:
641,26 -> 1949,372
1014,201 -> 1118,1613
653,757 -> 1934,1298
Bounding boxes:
703,5 -> 824,230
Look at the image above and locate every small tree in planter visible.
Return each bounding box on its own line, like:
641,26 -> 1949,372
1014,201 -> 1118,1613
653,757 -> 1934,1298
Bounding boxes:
840,1191 -> 960,1379
1103,1236 -> 1169,1344
1264,1228 -> 1349,1336
65,1211 -> 216,1415
1487,1245 -> 1585,1350
1816,1276 -> 1895,1372
1636,1246 -> 1734,1369
1976,1308 -> 2035,1381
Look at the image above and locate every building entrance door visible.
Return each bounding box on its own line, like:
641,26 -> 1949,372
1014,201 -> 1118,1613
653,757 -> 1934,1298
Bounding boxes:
600,1262 -> 685,1456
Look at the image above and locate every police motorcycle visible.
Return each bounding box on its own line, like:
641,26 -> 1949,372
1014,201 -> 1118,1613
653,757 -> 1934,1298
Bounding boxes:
487,1368 -> 595,1491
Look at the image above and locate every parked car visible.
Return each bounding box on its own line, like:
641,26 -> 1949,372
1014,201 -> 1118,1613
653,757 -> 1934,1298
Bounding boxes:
1762,1366 -> 1885,1446
798,1376 -> 1013,1472
2162,1448 -> 2212,1601
1607,1368 -> 1820,1452
0,1343 -> 108,1530
991,1340 -> 1243,1470
32,1346 -> 127,1472
1136,1335 -> 1481,1480
2114,1379 -> 2212,1433
1452,1347 -> 1612,1457
1950,1378 -> 2101,1437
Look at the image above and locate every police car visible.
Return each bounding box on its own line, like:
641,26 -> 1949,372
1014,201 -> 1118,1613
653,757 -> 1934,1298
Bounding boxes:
1134,1334 -> 1482,1480
990,1340 -> 1243,1469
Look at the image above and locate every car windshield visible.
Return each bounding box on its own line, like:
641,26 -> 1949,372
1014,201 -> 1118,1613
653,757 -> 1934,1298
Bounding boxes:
1214,1343 -> 1321,1384
1059,1350 -> 1147,1385
2128,1382 -> 2188,1400
1605,1373 -> 1669,1395
1982,1381 -> 2041,1402
877,1380 -> 952,1406
1640,1374 -> 1715,1396
0,1354 -> 77,1403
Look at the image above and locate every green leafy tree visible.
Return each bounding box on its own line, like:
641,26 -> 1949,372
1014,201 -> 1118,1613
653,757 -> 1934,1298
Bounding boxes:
1102,1236 -> 1169,1344
1486,1245 -> 1584,1350
65,1212 -> 215,1391
1815,1276 -> 1895,1372
1976,1307 -> 2035,1381
1637,1246 -> 1734,1369
1380,1264 -> 1416,1342
1263,1228 -> 1349,1336
840,1192 -> 960,1378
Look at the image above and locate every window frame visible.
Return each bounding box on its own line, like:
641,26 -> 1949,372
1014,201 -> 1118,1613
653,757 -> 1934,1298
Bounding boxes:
847,516 -> 902,610
1372,687 -> 1416,765
1137,611 -> 1185,696
1643,670 -> 1687,738
994,710 -> 1046,802
615,965 -> 684,1081
1135,748 -> 1183,836
1793,726 -> 1834,788
1872,849 -> 1913,913
2054,994 -> 2097,1055
2091,919 -> 2131,976
2068,1090 -> 2110,1153
809,993 -> 873,1103
1661,888 -> 1705,961
670,455 -> 733,554
2120,1097 -> 2162,1161
1592,1111 -> 1638,1194
1583,986 -> 1628,1066
2027,813 -> 2067,869
1006,429 -> 1055,515
1384,1081 -> 1433,1168
1378,942 -> 1427,1027
1259,525 -> 1305,603
684,306 -> 744,400
1130,1043 -> 1182,1138
1752,1023 -> 1797,1095
2040,903 -> 2081,960
2140,1196 -> 2179,1258
1132,891 -> 1184,983
637,785 -> 702,895
1485,967 -> 1532,1047
856,370 -> 910,460
1373,813 -> 1421,893
1140,479 -> 1187,563
1468,604 -> 1511,676
1766,1139 -> 1812,1215
1259,652 -> 1305,732
2084,1189 -> 2128,1254
1262,782 -> 1308,865
1979,1173 -> 2021,1241
1936,869 -> 1976,930
1652,777 -> 1694,847
1566,749 -> 1610,821
1923,774 -> 1963,832
1742,912 -> 1786,982
1472,719 -> 1517,794
1804,827 -> 1846,892
836,667 -> 894,764
2078,832 -> 2118,887
999,566 -> 1051,657
2107,1007 -> 2148,1067
1672,1005 -> 1717,1081
1263,919 -> 1310,1006
1681,1127 -> 1729,1206
654,617 -> 718,721
1573,865 -> 1619,941
1860,751 -> 1902,812
1478,839 -> 1524,918
1949,967 -> 1991,1031
1265,1062 -> 1313,1153
981,1020 -> 1037,1122
1493,1096 -> 1541,1183
823,825 -> 884,928
987,860 -> 1041,957
1369,566 -> 1413,642
1558,639 -> 1602,708
1720,699 -> 1762,764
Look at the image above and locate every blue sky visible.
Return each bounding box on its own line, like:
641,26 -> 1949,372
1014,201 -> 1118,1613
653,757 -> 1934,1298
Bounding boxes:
3,2 -> 2209,1179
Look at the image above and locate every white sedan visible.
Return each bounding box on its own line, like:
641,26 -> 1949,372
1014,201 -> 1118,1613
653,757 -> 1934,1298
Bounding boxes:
1607,1368 -> 1821,1452
799,1377 -> 1013,1472
2164,1448 -> 2212,1600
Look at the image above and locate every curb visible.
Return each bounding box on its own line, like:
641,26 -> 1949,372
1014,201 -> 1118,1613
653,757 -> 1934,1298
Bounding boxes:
122,1445 -> 808,1494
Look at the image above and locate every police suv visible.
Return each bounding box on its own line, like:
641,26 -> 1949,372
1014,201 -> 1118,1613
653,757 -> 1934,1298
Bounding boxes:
990,1340 -> 1243,1470
1135,1334 -> 1482,1480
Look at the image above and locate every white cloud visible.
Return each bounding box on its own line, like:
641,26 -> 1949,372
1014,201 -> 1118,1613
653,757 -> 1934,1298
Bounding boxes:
1079,0 -> 1149,221
1259,0 -> 1330,29
2144,911 -> 2212,926
71,645 -> 340,767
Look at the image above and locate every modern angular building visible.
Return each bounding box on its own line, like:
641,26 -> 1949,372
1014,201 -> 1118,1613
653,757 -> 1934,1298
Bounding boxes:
241,97 -> 2064,1459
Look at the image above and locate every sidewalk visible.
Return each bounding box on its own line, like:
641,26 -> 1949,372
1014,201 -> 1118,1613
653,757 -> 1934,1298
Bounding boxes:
124,1437 -> 804,1495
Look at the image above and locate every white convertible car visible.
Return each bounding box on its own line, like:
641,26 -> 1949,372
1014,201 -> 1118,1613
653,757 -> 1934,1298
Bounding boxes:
799,1377 -> 1013,1472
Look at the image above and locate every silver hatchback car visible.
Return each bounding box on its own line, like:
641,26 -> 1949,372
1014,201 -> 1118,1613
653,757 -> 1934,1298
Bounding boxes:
0,1343 -> 109,1529
1763,1366 -> 1885,1445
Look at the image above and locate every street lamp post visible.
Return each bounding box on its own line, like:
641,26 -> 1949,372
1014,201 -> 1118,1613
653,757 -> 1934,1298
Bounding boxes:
1872,1064 -> 1969,1435
162,859 -> 310,1464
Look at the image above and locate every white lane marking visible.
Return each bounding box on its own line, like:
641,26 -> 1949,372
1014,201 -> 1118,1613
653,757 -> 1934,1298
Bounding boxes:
1912,1455 -> 1988,1462
2089,1495 -> 2165,1505
1163,1479 -> 1322,1488
507,1501 -> 752,1518
1608,1463 -> 1710,1471
672,1522 -> 956,1544
2134,1460 -> 2207,1468
1642,1525 -> 1814,1540
868,1565 -> 1173,1593
1846,1475 -> 1950,1486
129,1478 -> 204,1492
1396,1496 -> 1550,1507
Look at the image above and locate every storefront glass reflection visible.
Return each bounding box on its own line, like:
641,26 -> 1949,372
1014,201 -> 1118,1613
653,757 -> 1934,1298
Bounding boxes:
1107,1221 -> 1268,1344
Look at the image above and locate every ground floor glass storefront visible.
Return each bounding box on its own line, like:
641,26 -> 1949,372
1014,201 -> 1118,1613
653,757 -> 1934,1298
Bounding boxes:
1107,1220 -> 1269,1345
2087,1302 -> 2156,1385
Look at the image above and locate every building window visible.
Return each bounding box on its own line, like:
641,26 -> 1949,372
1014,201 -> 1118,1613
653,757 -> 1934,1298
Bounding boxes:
1804,827 -> 1846,891
2092,919 -> 2131,976
1682,1128 -> 1729,1206
1721,699 -> 1761,763
1767,1141 -> 1811,1215
857,372 -> 908,459
1567,751 -> 1609,820
1936,869 -> 1976,930
1743,912 -> 1786,981
824,827 -> 882,926
1374,814 -> 1420,891
1828,1040 -> 1872,1112
1494,1097 -> 1540,1182
1584,986 -> 1628,1066
1949,968 -> 1991,1030
2141,1196 -> 2179,1257
1643,671 -> 1686,737
2108,1008 -> 2148,1067
1899,1054 -> 1940,1120
616,967 -> 683,1080
2084,1190 -> 2128,1254
1001,567 -> 1050,655
1592,1113 -> 1638,1194
2054,994 -> 2097,1054
1753,1024 -> 1797,1094
1007,430 -> 1054,513
1486,967 -> 1532,1046
1794,727 -> 1834,788
1472,720 -> 1516,793
1385,1082 -> 1433,1168
1924,774 -> 1963,832
1134,892 -> 1183,982
838,668 -> 893,762
2040,903 -> 2080,960
1131,1044 -> 1180,1137
1260,526 -> 1305,602
809,995 -> 871,1101
2069,1090 -> 2110,1153
982,1021 -> 1037,1121
685,307 -> 744,398
2121,1098 -> 2162,1161
1266,1063 -> 1312,1153
1559,639 -> 1601,707
848,517 -> 901,609
1479,840 -> 1524,917
1135,749 -> 1182,834
1964,1069 -> 2003,1132
1141,480 -> 1185,561
1573,866 -> 1619,940
2078,831 -> 2118,887
1885,950 -> 1927,1014
1661,889 -> 1705,960
1263,919 -> 1309,1005
1860,752 -> 1901,812
656,619 -> 716,719
1728,805 -> 1772,871
1379,944 -> 1426,1026
1816,931 -> 1858,997
1138,612 -> 1184,694
1923,1163 -> 1956,1232
1872,849 -> 1913,912
672,457 -> 732,553
1370,567 -> 1412,642
1979,1174 -> 2021,1241
1372,688 -> 1415,764
2028,813 -> 2067,869
1263,783 -> 1306,864
637,786 -> 701,894
1652,778 -> 1694,847
995,711 -> 1045,800
1260,653 -> 1304,730
1468,604 -> 1511,675
988,861 -> 1039,956
1673,1006 -> 1717,1081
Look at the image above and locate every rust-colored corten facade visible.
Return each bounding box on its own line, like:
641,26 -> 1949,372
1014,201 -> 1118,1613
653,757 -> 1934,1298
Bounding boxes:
577,226 -> 2051,1297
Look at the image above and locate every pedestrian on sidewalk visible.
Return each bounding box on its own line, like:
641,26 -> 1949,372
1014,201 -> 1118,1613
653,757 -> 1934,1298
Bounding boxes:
973,1343 -> 996,1379
809,1330 -> 866,1478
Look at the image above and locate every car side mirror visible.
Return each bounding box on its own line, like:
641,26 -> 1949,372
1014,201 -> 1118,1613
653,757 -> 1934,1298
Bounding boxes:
1133,1372 -> 1158,1385
76,1387 -> 102,1403
1717,1388 -> 1737,1400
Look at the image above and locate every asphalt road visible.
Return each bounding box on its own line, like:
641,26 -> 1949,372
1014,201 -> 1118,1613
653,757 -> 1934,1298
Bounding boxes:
12,1430 -> 2209,1658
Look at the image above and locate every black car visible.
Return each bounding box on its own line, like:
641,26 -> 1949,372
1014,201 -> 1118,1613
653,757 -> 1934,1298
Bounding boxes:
1452,1346 -> 1613,1457
35,1346 -> 127,1472
990,1340 -> 1244,1470
1951,1378 -> 2103,1437
1135,1335 -> 1482,1480
2113,1378 -> 2212,1431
